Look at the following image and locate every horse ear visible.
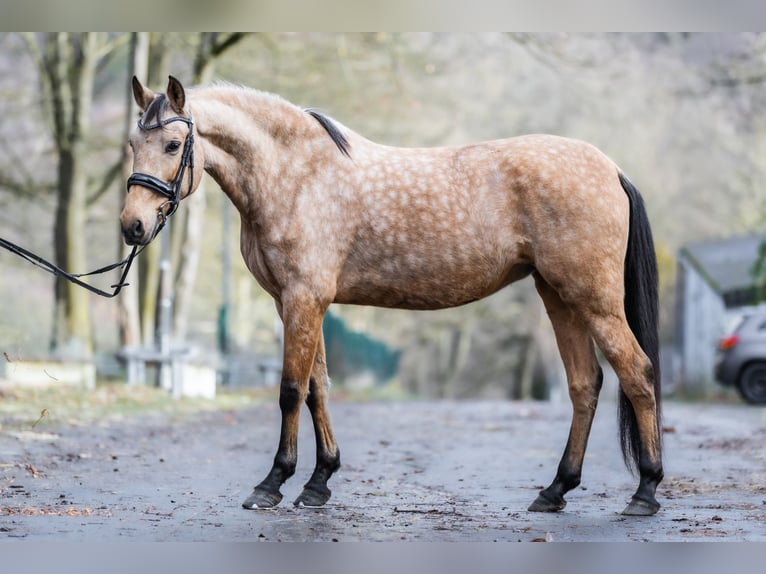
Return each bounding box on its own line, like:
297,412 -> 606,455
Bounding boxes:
166,75 -> 186,114
131,76 -> 155,111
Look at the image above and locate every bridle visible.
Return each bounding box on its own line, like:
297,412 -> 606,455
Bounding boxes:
0,110 -> 197,298
126,112 -> 195,236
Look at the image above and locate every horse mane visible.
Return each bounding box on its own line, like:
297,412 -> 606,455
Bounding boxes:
142,84 -> 350,158
305,109 -> 351,158
141,94 -> 169,127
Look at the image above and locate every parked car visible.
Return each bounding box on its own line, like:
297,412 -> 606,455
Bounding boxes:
715,312 -> 766,404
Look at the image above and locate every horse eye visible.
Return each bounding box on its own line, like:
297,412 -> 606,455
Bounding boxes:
165,141 -> 181,153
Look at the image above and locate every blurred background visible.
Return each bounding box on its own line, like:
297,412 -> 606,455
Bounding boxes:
1,32 -> 765,403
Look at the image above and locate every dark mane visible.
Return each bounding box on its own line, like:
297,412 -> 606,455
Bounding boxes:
306,109 -> 351,158
140,94 -> 169,128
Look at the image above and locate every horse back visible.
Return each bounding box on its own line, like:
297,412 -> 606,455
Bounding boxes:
330,134 -> 626,309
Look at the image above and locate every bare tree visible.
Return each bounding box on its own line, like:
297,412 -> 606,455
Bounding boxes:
117,32 -> 150,349
171,33 -> 248,344
116,33 -> 173,350
20,33 -> 106,357
114,33 -> 248,357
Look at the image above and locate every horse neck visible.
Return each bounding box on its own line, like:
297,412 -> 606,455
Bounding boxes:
189,87 -> 309,219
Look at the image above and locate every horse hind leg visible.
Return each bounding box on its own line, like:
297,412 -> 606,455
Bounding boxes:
585,309 -> 663,516
294,333 -> 341,507
528,274 -> 604,513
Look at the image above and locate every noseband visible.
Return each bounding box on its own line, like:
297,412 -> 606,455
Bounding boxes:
127,113 -> 195,232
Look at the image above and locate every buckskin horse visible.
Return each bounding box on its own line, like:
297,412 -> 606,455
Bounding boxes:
120,76 -> 663,516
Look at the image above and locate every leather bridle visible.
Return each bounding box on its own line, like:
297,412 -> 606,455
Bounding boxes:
126,112 -> 195,235
0,111 -> 197,298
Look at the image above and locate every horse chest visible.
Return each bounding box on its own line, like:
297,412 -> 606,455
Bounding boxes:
239,229 -> 283,299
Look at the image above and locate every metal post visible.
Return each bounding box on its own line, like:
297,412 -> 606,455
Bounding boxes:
218,199 -> 231,355
217,199 -> 232,386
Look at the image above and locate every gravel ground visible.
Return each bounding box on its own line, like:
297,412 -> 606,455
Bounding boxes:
1,397 -> 765,541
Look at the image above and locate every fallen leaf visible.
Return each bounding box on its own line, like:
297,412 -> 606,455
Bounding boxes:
32,409 -> 50,429
24,464 -> 40,479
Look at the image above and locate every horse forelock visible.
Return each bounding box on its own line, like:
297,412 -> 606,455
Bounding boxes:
140,94 -> 169,129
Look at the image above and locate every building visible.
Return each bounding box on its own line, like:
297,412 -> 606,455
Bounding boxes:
675,233 -> 766,389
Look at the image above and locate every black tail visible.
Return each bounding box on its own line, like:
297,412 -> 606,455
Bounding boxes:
618,171 -> 661,472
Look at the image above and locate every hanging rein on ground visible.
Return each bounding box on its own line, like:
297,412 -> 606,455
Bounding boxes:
121,76 -> 663,516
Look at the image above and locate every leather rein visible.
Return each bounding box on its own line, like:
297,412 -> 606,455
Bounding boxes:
0,112 -> 194,298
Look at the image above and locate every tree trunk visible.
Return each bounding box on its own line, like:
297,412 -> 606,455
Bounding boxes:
172,189 -> 205,342
116,33 -> 248,355
44,32 -> 97,358
442,320 -> 474,399
52,146 -> 91,356
139,35 -> 171,348
118,32 -> 149,349
171,33 -> 248,346
117,33 -> 169,350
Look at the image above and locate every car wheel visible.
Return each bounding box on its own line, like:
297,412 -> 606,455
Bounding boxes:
737,362 -> 766,405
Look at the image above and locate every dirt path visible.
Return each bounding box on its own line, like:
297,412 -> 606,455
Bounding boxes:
1,398 -> 765,541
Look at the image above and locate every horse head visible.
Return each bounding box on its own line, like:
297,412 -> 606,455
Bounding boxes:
120,76 -> 204,245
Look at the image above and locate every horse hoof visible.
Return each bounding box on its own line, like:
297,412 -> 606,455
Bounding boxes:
528,493 -> 566,512
621,497 -> 660,516
293,486 -> 331,508
242,487 -> 283,509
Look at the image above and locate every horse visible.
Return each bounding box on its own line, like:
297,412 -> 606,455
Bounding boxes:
120,76 -> 664,516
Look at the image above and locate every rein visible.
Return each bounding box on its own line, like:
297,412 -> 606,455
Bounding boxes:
0,237 -> 141,298
0,112 -> 194,298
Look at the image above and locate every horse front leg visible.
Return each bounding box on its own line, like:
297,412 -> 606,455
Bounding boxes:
242,289 -> 327,509
294,333 -> 341,507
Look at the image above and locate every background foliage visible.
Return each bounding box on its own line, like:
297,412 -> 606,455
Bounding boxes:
1,33 -> 765,396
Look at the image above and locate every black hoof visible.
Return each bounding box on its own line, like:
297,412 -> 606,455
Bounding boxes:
621,496 -> 660,516
293,485 -> 331,508
242,486 -> 283,509
528,492 -> 566,512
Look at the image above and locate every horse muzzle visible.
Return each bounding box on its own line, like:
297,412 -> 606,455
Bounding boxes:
120,216 -> 151,246
122,174 -> 180,245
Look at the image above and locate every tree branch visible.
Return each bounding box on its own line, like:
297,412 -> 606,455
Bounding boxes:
0,172 -> 55,198
194,32 -> 250,81
211,32 -> 248,57
95,32 -> 128,61
87,159 -> 122,205
42,33 -> 72,148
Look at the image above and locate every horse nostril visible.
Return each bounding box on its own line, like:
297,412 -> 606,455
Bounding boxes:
123,219 -> 144,243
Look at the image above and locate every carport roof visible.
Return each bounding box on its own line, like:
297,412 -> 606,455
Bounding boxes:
679,233 -> 766,307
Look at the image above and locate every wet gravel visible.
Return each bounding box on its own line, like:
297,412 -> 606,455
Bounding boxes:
1,398 -> 765,541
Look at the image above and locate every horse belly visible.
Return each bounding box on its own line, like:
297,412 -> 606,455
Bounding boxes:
335,242 -> 530,310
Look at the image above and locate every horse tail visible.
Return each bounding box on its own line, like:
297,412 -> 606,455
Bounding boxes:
617,171 -> 661,472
